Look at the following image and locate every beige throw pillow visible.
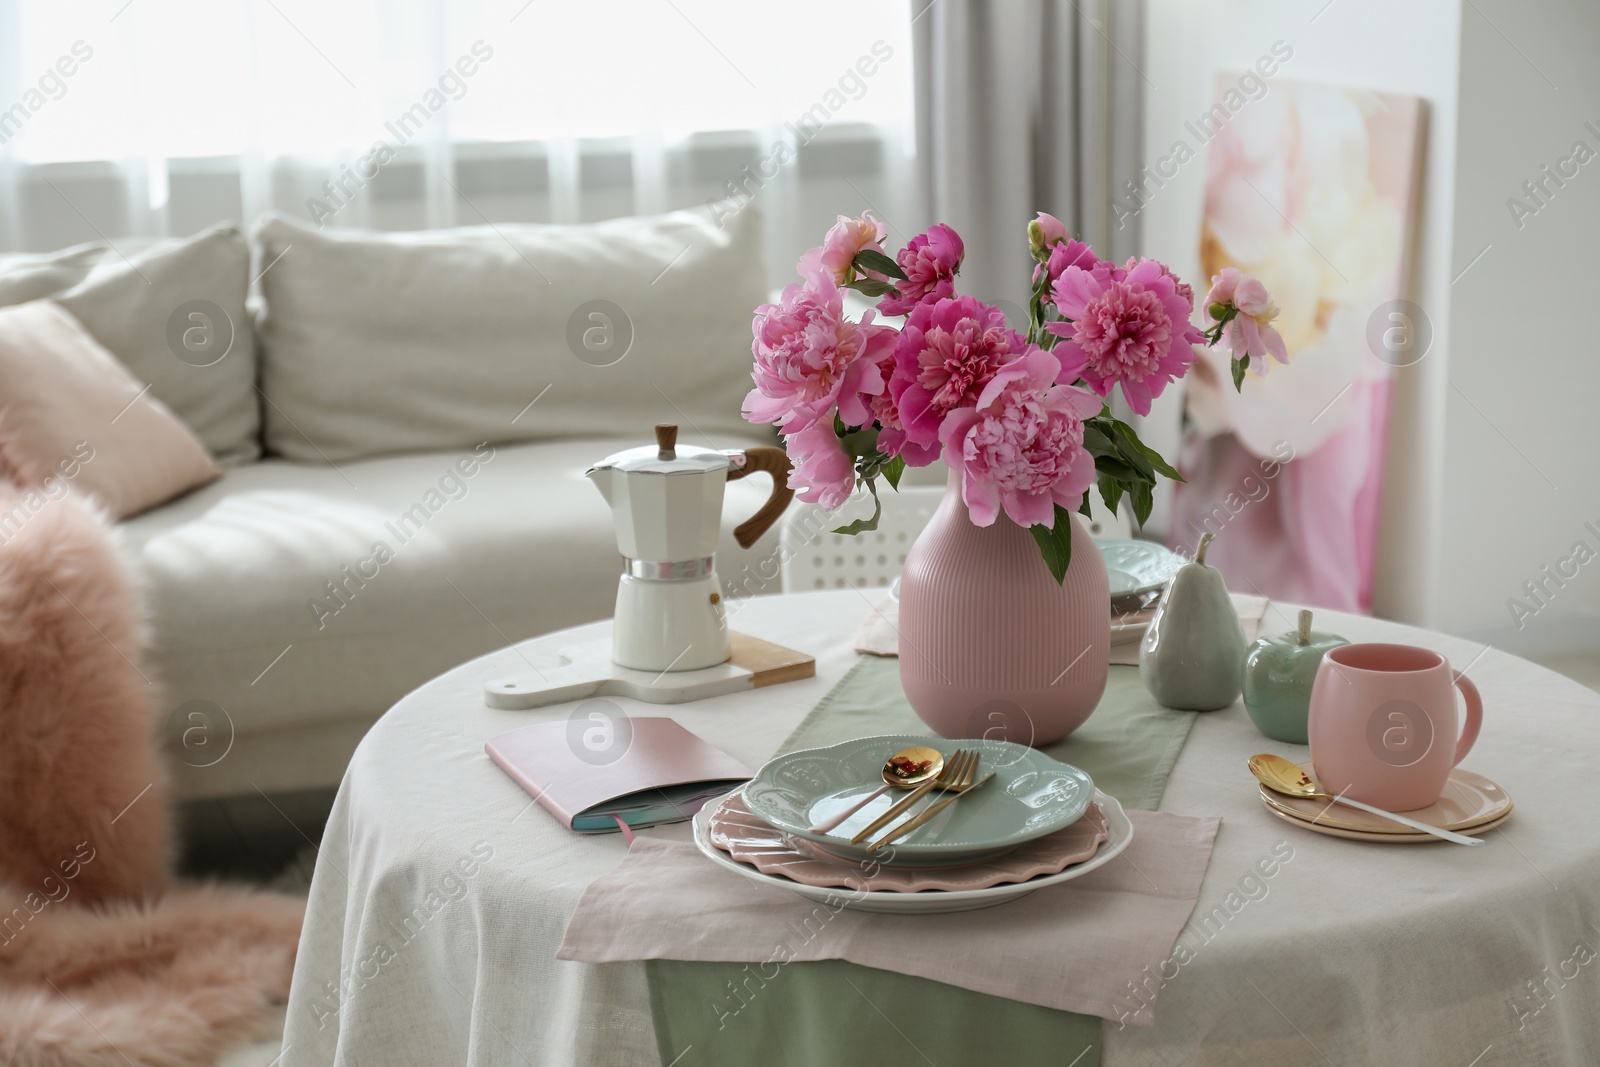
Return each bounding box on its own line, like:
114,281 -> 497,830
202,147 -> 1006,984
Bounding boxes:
253,203 -> 768,463
0,225 -> 260,465
0,301 -> 221,520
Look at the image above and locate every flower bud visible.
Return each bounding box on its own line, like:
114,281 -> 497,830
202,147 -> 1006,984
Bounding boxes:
1028,219 -> 1049,262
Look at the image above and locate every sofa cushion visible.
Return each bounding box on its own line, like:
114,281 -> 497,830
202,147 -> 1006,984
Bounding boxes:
117,436 -> 786,745
0,301 -> 220,518
0,225 -> 260,464
253,204 -> 766,463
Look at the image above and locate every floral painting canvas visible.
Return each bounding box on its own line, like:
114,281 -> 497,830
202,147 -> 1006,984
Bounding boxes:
1172,77 -> 1426,612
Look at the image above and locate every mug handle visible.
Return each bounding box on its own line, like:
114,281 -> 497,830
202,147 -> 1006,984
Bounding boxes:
1451,670 -> 1484,765
727,447 -> 795,549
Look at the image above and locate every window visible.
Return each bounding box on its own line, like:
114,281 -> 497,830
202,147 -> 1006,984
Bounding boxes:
2,0 -> 918,263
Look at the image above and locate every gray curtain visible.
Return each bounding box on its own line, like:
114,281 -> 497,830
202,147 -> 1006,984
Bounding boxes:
912,0 -> 1146,312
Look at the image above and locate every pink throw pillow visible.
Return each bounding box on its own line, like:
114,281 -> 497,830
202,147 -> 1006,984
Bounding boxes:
0,300 -> 221,519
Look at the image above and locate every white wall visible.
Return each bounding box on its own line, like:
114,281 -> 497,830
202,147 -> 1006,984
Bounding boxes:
1142,0 -> 1600,654
1439,0 -> 1600,656
1139,0 -> 1461,626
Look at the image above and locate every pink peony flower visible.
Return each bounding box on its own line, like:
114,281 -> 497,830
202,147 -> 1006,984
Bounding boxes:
784,420 -> 856,510
1046,257 -> 1204,416
1033,237 -> 1111,291
743,272 -> 896,434
939,349 -> 1103,528
1205,267 -> 1288,373
1154,260 -> 1196,316
876,224 -> 964,317
797,213 -> 887,285
871,387 -> 941,467
888,296 -> 1032,448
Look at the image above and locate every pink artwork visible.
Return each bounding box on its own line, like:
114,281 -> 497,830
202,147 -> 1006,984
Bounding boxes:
1173,78 -> 1426,612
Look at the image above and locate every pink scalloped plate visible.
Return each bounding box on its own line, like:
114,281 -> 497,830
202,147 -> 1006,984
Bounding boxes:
708,790 -> 1108,893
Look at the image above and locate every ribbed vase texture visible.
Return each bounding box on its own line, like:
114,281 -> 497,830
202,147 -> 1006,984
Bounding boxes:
898,472 -> 1111,745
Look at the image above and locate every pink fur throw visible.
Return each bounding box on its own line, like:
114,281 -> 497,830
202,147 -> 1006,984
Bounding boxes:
0,485 -> 171,903
0,486 -> 305,1067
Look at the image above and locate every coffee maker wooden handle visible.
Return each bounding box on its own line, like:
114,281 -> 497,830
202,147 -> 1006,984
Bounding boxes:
727,447 -> 795,549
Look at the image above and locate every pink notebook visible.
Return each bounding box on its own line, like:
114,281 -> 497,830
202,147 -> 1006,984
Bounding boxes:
486,717 -> 750,834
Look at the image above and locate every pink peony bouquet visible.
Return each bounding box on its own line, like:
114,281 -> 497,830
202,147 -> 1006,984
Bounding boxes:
742,211 -> 1286,581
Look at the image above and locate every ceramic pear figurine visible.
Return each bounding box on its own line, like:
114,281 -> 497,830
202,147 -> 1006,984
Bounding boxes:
1138,533 -> 1247,711
1242,609 -> 1348,743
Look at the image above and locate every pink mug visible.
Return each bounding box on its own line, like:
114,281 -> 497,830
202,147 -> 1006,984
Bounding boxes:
1308,643 -> 1483,812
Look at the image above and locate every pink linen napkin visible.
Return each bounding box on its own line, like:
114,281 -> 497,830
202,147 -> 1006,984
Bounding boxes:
558,809 -> 1220,1025
854,592 -> 1271,666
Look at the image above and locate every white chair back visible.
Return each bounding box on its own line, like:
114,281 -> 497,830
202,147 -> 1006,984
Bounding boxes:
779,486 -> 944,593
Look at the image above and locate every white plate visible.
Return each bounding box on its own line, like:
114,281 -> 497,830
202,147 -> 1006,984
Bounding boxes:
693,790 -> 1135,914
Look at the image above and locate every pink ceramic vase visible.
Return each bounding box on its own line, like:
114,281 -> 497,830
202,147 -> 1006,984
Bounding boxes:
898,472 -> 1111,745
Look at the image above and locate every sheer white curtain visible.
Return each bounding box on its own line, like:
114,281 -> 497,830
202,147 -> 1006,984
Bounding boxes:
912,0 -> 1145,308
0,0 -> 918,278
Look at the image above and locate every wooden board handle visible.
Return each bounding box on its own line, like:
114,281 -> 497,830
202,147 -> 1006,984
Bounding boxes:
727,446 -> 794,549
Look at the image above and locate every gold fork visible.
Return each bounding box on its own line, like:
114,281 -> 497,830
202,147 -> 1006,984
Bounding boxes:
847,748 -> 970,846
868,752 -> 992,852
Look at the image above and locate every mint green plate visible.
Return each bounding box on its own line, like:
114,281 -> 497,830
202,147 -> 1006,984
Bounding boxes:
743,735 -> 1095,867
1098,538 -> 1185,598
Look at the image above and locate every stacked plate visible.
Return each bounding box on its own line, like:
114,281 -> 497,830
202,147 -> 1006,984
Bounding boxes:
1098,539 -> 1186,644
693,735 -> 1133,914
1258,762 -> 1513,842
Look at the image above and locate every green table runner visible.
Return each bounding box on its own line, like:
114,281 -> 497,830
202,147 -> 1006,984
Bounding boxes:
646,657 -> 1198,1067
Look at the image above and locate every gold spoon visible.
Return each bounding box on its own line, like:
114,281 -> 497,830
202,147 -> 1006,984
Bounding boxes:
1248,753 -> 1484,846
807,746 -> 945,834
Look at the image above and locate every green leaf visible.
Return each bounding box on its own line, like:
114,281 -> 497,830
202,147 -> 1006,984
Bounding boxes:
844,277 -> 899,298
853,248 -> 908,281
1028,291 -> 1045,346
1096,473 -> 1126,519
1109,430 -> 1157,484
838,425 -> 881,460
1133,439 -> 1182,483
1029,504 -> 1076,584
881,455 -> 905,491
1130,480 -> 1155,527
1231,355 -> 1249,392
1092,454 -> 1141,484
1082,422 -> 1115,458
832,481 -> 883,535
1106,418 -> 1181,481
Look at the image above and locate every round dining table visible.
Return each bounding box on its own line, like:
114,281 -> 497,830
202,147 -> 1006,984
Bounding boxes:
280,589 -> 1600,1067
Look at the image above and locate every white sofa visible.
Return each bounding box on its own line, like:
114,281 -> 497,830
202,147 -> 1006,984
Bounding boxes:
0,205 -> 784,799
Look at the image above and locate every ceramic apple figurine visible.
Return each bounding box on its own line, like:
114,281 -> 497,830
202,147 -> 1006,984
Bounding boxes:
1138,533 -> 1247,711
1242,609 -> 1349,743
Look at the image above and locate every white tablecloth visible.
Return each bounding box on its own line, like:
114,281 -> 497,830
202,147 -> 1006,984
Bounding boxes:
282,591 -> 1600,1066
